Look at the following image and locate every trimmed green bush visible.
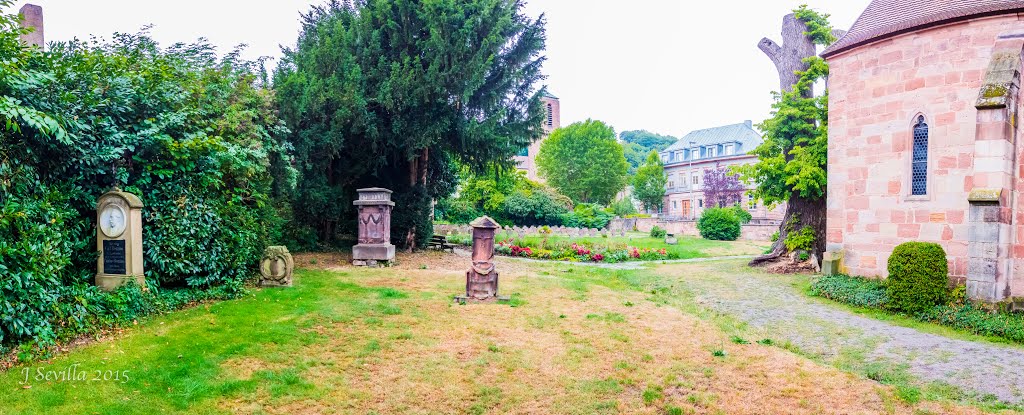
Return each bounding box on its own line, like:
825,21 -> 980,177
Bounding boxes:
696,207 -> 740,241
886,242 -> 950,314
650,226 -> 667,239
730,203 -> 752,224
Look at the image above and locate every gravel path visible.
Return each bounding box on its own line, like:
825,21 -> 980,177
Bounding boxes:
658,260 -> 1024,404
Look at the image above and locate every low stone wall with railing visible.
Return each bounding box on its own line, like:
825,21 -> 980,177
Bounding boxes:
434,224 -> 627,238
612,218 -> 779,241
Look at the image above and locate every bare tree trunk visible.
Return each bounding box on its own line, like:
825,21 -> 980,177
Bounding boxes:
750,13 -> 821,265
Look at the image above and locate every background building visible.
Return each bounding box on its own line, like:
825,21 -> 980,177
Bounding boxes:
515,91 -> 561,181
659,121 -> 783,221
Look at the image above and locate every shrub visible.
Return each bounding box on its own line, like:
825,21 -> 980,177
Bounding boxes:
609,198 -> 637,216
650,226 -> 667,239
435,199 -> 481,224
810,274 -> 888,308
562,203 -> 614,229
501,188 -> 571,226
784,226 -> 816,252
696,207 -> 740,241
770,231 -> 780,242
730,203 -> 752,224
886,242 -> 950,314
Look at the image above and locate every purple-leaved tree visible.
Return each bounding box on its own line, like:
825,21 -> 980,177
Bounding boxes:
703,167 -> 745,208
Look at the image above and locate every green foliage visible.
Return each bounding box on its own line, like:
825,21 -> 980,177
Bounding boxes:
730,204 -> 752,224
650,226 -> 667,239
887,242 -> 950,314
696,207 -> 740,241
609,197 -> 637,216
620,130 -> 677,174
810,274 -> 889,309
502,187 -> 573,226
0,2 -> 289,353
438,168 -> 571,226
784,226 -> 816,252
537,119 -> 629,204
734,6 -> 833,208
562,203 -> 614,229
770,231 -> 780,242
275,0 -> 547,246
812,274 -> 1024,344
632,151 -> 667,212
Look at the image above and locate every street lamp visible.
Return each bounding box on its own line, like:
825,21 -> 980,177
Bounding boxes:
688,141 -> 696,220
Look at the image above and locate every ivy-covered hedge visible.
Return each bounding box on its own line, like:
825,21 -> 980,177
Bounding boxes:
0,2 -> 292,356
811,274 -> 1024,344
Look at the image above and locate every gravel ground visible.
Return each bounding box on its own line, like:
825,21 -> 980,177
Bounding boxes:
661,260 -> 1024,404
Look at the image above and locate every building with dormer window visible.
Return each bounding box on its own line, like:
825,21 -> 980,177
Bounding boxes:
659,120 -> 784,221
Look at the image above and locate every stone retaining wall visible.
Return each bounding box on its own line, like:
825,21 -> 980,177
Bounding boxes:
612,218 -> 779,242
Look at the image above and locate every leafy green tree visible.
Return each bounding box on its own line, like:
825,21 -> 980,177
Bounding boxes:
632,151 -> 667,212
1,0 -> 291,350
537,119 -> 629,204
736,5 -> 834,261
620,130 -> 677,174
274,0 -> 547,249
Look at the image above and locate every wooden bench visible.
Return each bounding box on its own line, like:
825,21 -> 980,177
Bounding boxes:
428,235 -> 455,252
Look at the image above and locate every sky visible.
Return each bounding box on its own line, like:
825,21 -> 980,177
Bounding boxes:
11,0 -> 872,139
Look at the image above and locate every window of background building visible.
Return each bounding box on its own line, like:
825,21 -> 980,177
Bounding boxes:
546,103 -> 553,127
698,199 -> 703,208
725,144 -> 735,155
692,174 -> 699,185
748,194 -> 756,210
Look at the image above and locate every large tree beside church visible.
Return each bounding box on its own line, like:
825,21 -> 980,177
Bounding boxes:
736,6 -> 836,264
274,0 -> 548,249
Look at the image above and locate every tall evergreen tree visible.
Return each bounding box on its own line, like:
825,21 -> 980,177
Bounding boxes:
274,0 -> 547,248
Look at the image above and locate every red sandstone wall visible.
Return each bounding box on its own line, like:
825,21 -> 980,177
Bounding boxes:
827,15 -> 1023,279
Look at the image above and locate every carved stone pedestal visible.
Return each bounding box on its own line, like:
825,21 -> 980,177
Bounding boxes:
259,246 -> 294,287
455,216 -> 510,304
352,188 -> 396,266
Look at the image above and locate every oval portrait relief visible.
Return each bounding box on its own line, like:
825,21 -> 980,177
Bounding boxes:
100,204 -> 127,238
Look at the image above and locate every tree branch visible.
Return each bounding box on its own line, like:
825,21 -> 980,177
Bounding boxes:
758,38 -> 782,66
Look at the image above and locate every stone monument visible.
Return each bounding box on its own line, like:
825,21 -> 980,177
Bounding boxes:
352,188 -> 395,266
259,246 -> 294,287
96,190 -> 145,291
18,4 -> 43,48
456,216 -> 507,303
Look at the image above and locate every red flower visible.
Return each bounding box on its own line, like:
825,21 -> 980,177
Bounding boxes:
593,254 -> 604,262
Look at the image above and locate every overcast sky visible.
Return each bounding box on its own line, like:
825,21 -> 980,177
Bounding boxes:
13,0 -> 871,138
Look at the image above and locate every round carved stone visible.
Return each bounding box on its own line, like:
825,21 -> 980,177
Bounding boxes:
259,246 -> 294,287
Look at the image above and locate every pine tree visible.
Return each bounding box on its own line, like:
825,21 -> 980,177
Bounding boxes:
274,0 -> 548,248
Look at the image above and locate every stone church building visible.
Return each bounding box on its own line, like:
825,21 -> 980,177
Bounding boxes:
825,0 -> 1024,303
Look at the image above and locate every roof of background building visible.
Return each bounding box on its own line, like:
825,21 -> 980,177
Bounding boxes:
542,90 -> 559,100
822,0 -> 1024,58
662,121 -> 763,155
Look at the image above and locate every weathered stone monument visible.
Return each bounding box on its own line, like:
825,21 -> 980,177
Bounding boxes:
96,190 -> 144,291
18,4 -> 43,48
352,188 -> 395,266
456,216 -> 506,303
259,246 -> 294,287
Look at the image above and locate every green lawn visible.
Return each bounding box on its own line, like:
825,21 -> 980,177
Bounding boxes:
0,253 -> 1000,414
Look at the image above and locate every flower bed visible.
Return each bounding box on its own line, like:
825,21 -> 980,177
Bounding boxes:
495,240 -> 672,263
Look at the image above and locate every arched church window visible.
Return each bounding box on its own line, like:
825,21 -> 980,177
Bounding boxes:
911,116 -> 929,196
